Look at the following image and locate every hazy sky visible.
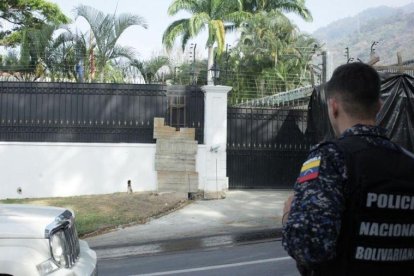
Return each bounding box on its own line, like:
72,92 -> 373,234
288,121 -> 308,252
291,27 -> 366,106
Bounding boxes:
49,0 -> 414,59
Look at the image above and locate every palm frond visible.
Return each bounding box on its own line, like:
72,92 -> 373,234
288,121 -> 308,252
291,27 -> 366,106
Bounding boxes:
75,5 -> 107,35
211,0 -> 226,16
168,0 -> 199,16
267,0 -> 312,21
111,45 -> 136,61
189,12 -> 209,36
114,13 -> 148,39
130,56 -> 170,84
162,19 -> 190,50
224,11 -> 252,26
75,5 -> 110,54
147,56 -> 170,73
53,29 -> 76,49
210,20 -> 225,53
181,32 -> 191,51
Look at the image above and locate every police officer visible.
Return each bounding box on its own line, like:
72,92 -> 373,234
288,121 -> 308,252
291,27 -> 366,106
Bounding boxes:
282,62 -> 414,276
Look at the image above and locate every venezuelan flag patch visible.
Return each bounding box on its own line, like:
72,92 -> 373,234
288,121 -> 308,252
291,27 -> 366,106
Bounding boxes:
297,156 -> 321,184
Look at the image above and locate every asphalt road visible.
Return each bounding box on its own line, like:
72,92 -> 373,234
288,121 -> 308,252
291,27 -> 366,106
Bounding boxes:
98,240 -> 299,276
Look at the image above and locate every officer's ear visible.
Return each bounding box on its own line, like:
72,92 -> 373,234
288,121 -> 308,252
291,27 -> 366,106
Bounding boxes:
328,97 -> 339,119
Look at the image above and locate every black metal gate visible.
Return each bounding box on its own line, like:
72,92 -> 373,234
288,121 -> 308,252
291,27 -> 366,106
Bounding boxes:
227,107 -> 313,189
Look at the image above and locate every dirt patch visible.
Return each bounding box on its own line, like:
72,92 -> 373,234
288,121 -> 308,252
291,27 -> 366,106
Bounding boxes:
1,192 -> 189,238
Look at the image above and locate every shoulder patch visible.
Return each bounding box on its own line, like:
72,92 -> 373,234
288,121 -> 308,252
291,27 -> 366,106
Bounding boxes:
297,156 -> 321,184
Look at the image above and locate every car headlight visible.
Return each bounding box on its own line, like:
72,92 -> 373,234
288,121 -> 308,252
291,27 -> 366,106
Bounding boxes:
36,259 -> 59,275
50,230 -> 68,267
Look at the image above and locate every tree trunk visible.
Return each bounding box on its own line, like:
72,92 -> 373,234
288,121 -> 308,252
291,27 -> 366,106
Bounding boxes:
207,46 -> 214,85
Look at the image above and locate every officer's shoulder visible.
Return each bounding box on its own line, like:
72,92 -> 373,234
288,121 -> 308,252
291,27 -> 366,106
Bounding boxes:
306,141 -> 346,175
310,141 -> 341,155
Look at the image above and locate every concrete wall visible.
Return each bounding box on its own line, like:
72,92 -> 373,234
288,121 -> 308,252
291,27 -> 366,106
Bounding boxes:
0,85 -> 231,199
0,142 -> 207,199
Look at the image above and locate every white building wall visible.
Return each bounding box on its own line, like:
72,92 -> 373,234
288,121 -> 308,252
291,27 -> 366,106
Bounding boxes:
0,142 -> 207,199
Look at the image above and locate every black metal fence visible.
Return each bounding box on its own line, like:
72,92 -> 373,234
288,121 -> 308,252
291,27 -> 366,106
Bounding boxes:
227,107 -> 313,189
0,82 -> 204,143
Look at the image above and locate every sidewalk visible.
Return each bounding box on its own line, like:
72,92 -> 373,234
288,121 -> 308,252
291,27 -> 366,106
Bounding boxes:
86,190 -> 291,258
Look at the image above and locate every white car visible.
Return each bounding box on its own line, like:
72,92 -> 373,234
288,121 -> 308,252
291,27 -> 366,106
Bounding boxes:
0,204 -> 97,276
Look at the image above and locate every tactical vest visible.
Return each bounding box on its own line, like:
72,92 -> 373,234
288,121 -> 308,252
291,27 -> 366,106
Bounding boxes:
311,134 -> 414,276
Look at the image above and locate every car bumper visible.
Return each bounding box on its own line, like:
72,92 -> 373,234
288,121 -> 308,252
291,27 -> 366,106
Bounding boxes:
50,240 -> 97,276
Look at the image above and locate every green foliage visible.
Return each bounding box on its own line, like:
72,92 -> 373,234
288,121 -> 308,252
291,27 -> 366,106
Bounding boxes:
0,0 -> 317,89
237,11 -> 296,67
0,3 -> 148,83
163,0 -> 248,54
75,5 -> 147,82
163,0 -> 251,84
163,0 -> 314,90
0,25 -> 93,82
130,56 -> 170,84
0,0 -> 70,46
0,24 -> 56,80
102,62 -> 127,83
42,28 -> 89,82
172,60 -> 208,85
221,11 -> 318,103
241,0 -> 312,21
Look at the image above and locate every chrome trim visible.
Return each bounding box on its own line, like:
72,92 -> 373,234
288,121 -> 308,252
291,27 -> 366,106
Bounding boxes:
45,210 -> 73,239
44,209 -> 80,268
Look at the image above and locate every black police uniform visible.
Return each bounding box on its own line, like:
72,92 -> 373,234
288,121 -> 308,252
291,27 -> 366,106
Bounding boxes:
282,124 -> 414,276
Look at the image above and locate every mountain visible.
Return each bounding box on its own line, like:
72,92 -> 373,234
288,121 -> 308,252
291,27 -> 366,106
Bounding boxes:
313,3 -> 414,68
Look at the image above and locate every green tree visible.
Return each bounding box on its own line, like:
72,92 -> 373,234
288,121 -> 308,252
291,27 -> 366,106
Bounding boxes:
103,61 -> 127,83
241,0 -> 312,20
225,10 -> 318,102
225,11 -> 296,99
42,28 -> 89,82
0,24 -> 59,81
163,0 -> 250,84
0,24 -> 93,82
0,0 -> 69,46
75,5 -> 148,82
0,49 -> 22,80
238,11 -> 296,69
130,56 -> 170,84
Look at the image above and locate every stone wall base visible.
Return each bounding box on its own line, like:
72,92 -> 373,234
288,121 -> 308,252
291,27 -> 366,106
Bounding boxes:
154,118 -> 199,195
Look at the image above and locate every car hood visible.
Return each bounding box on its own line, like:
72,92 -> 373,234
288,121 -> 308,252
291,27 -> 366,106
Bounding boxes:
0,204 -> 67,239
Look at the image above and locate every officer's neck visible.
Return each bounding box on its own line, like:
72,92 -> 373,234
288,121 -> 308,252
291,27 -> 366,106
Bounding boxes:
337,116 -> 377,135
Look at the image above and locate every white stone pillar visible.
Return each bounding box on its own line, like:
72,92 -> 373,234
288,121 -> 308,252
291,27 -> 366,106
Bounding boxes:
201,85 -> 232,199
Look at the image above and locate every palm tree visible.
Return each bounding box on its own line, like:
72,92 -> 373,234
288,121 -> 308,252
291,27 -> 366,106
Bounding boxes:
238,10 -> 296,68
130,56 -> 170,84
43,28 -> 91,82
75,5 -> 147,82
241,0 -> 312,21
163,0 -> 250,84
226,9 -> 317,99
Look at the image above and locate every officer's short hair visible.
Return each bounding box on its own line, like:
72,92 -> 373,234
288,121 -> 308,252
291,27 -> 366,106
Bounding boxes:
326,62 -> 381,119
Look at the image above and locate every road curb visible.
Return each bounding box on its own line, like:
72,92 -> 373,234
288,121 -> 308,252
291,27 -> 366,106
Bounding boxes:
93,228 -> 283,259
